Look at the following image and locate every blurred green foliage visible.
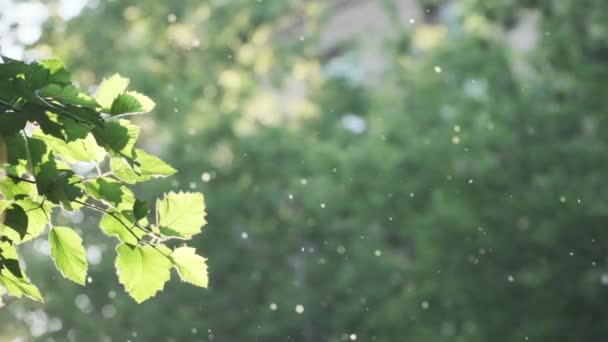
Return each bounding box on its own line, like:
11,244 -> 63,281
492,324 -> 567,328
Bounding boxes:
2,0 -> 608,341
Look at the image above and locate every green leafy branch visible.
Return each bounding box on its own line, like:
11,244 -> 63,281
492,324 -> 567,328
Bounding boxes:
0,56 -> 208,305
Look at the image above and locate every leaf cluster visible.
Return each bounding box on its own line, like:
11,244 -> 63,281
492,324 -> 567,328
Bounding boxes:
0,57 -> 208,305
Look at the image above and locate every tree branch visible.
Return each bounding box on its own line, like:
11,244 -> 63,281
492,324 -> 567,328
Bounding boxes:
6,174 -> 36,184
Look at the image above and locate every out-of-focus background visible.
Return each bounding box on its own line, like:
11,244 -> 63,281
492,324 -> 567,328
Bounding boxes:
2,0 -> 608,341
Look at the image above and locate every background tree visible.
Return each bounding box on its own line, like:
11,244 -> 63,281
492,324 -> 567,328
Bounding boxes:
2,0 -> 608,341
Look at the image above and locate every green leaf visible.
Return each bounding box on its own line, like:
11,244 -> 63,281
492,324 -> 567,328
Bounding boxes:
37,59 -> 71,85
34,158 -> 83,210
0,58 -> 26,85
17,198 -> 53,244
0,241 -> 22,277
5,133 -> 28,175
110,149 -> 176,184
156,191 -> 207,239
109,93 -> 140,115
3,203 -> 28,240
33,130 -> 106,163
28,59 -> 71,88
38,84 -> 98,107
49,226 -> 88,285
127,92 -> 155,112
99,212 -> 144,245
109,91 -> 155,115
76,134 -> 107,162
92,120 -> 139,159
171,247 -> 208,288
96,74 -> 129,109
0,177 -> 36,200
0,200 -> 10,216
0,112 -> 29,138
115,244 -> 171,303
0,267 -> 43,302
28,134 -> 52,167
133,199 -> 150,221
109,157 -> 139,184
84,178 -> 135,212
135,149 -> 176,177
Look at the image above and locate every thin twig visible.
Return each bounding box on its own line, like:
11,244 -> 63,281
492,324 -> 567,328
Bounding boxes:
6,174 -> 36,184
74,200 -> 173,261
74,199 -> 143,241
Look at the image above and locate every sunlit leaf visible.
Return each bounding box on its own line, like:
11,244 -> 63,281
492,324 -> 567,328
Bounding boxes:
135,149 -> 176,177
49,226 -> 88,285
172,247 -> 208,288
84,177 -> 135,212
33,130 -> 106,163
109,157 -> 139,184
0,177 -> 36,200
92,120 -> 139,159
110,149 -> 176,184
16,198 -> 52,243
0,268 -> 43,302
115,244 -> 171,303
96,74 -> 129,109
110,91 -> 155,115
0,241 -> 22,277
99,212 -> 144,245
156,192 -> 206,238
